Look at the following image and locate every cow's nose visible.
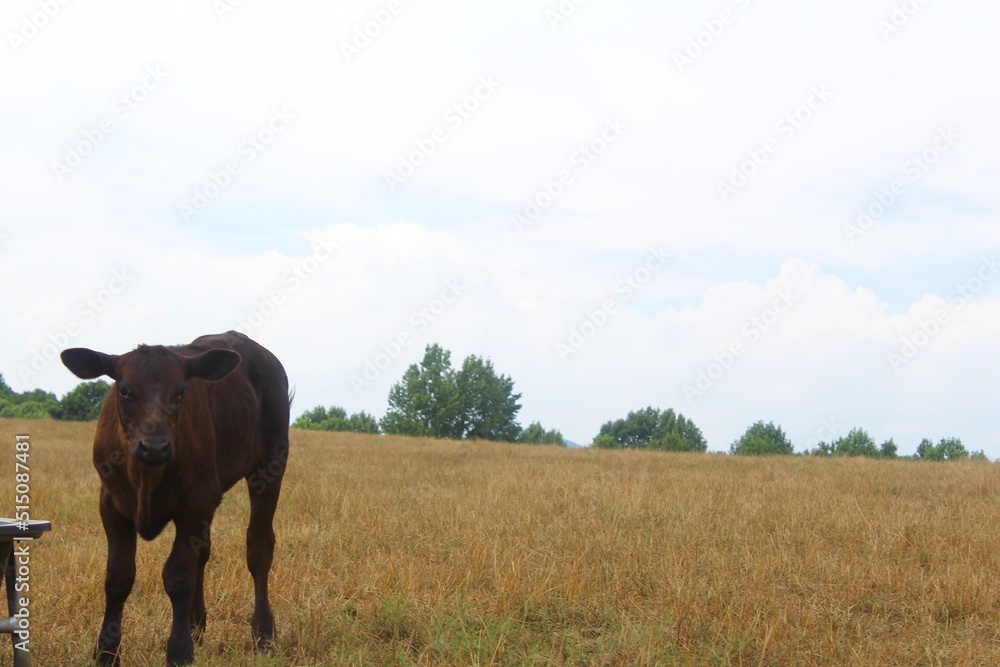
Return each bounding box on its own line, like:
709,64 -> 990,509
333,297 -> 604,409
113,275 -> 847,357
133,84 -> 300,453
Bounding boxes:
136,440 -> 173,465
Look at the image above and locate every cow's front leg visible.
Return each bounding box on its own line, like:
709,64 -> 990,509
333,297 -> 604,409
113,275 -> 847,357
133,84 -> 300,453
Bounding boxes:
96,491 -> 136,666
163,516 -> 208,666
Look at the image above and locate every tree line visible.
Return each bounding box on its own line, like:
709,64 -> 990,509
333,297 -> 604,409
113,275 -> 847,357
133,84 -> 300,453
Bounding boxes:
3,343 -> 988,460
0,374 -> 109,421
593,412 -> 986,461
729,420 -> 985,460
295,344 -> 984,460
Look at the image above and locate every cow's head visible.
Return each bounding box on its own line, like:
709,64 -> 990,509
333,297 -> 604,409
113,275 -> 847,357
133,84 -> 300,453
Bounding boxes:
61,345 -> 241,466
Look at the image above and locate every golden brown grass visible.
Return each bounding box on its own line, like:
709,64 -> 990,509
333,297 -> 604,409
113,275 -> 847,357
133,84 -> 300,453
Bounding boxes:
0,418 -> 998,665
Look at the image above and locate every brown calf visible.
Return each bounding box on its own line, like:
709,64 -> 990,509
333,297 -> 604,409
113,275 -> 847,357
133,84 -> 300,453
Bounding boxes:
61,331 -> 290,666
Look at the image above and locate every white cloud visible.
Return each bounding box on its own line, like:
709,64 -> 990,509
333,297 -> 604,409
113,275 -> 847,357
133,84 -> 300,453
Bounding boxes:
1,0 -> 998,455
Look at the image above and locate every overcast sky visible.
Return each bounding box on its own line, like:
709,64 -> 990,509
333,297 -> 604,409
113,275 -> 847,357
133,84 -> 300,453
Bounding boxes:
2,0 -> 999,455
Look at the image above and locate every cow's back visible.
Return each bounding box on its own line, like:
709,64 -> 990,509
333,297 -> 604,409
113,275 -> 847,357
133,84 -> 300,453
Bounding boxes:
176,331 -> 290,491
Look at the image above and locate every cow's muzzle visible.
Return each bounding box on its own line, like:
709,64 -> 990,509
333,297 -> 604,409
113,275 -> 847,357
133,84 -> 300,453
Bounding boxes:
134,439 -> 174,466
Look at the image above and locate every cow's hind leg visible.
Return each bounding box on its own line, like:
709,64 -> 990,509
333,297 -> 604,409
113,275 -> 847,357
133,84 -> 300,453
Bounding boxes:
96,492 -> 137,667
189,519 -> 212,642
246,440 -> 287,649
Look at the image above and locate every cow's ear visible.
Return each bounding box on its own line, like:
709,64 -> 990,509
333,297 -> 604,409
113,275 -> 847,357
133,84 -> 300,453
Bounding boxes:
186,349 -> 241,382
61,348 -> 118,380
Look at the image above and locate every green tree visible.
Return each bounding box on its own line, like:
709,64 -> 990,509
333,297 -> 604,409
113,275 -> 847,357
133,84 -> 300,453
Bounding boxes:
654,410 -> 707,452
54,380 -> 111,421
293,406 -> 381,434
0,385 -> 60,420
938,437 -> 968,461
916,438 -> 940,461
731,421 -> 794,456
381,344 -> 522,442
592,434 -> 619,449
839,428 -> 878,457
605,406 -> 661,448
594,407 -> 706,452
381,344 -> 463,439
817,428 -> 879,458
345,411 -> 381,434
814,429 -> 893,458
455,355 -> 521,441
916,437 -> 969,461
879,438 -> 898,459
294,405 -> 347,430
0,374 -> 14,400
518,421 -> 565,445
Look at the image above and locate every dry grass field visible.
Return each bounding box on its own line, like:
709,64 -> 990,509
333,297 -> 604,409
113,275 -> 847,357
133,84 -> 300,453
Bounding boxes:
0,418 -> 998,666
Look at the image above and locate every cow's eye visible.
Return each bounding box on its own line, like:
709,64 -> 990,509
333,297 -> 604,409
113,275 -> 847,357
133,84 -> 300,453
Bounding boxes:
118,384 -> 133,401
174,387 -> 188,403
